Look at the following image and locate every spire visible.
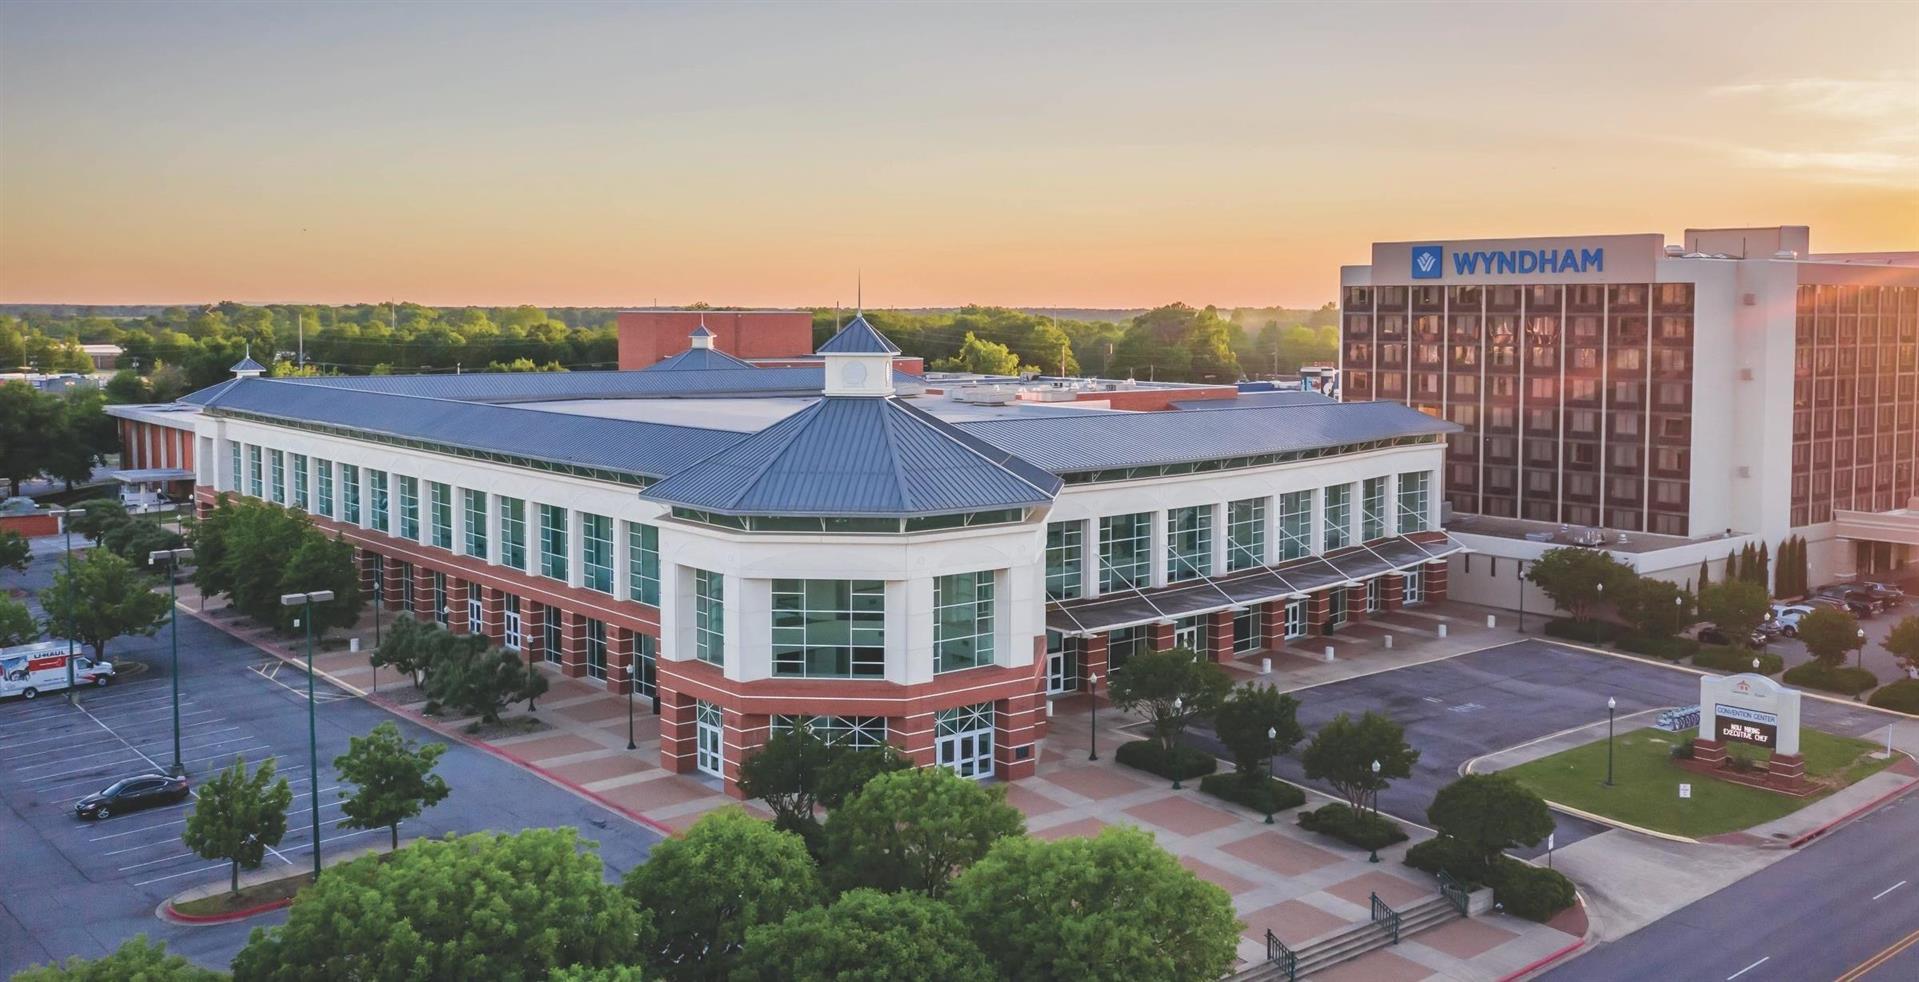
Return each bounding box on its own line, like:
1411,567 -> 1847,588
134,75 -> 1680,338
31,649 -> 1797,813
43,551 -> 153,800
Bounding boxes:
689,314 -> 715,349
818,314 -> 898,397
230,342 -> 266,379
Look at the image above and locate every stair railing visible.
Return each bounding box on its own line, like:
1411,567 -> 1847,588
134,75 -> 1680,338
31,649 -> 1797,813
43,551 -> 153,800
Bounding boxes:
1437,870 -> 1470,917
1264,929 -> 1298,981
1369,892 -> 1401,944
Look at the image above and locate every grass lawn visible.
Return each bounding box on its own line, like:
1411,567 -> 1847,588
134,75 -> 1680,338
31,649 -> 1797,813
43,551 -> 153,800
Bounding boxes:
1502,727 -> 1897,839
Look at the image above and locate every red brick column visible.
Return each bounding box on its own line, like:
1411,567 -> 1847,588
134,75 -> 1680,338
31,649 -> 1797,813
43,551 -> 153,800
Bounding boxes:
1260,600 -> 1286,652
658,689 -> 698,775
1346,583 -> 1370,625
1080,634 -> 1109,692
479,586 -> 506,646
444,577 -> 471,635
895,709 -> 937,768
1150,620 -> 1176,652
521,602 -> 547,664
558,609 -> 587,678
605,625 -> 633,695
411,564 -> 435,621
1383,573 -> 1405,612
1308,590 -> 1331,635
995,695 -> 1040,782
1424,560 -> 1450,602
356,549 -> 380,601
1206,609 -> 1235,661
723,708 -> 762,798
381,560 -> 407,612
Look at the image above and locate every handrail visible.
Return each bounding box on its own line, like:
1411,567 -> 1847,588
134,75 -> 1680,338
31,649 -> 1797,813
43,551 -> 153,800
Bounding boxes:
1437,870 -> 1470,917
1264,929 -> 1298,981
1369,892 -> 1401,945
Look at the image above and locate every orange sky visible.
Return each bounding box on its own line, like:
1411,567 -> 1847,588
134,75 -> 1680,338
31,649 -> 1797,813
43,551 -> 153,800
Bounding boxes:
2,1 -> 1915,309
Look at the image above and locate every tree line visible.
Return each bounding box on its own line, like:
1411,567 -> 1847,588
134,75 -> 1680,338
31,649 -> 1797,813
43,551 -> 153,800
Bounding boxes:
0,381 -> 118,497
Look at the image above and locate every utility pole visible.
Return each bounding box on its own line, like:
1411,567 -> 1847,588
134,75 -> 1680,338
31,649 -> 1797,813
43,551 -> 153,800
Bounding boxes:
280,589 -> 336,880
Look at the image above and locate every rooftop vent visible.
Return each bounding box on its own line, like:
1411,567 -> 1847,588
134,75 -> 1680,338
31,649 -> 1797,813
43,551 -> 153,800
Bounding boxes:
1773,250 -> 1798,260
1664,245 -> 1686,257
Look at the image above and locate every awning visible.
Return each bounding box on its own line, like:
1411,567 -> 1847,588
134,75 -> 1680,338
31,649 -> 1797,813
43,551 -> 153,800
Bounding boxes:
112,468 -> 194,483
1046,531 -> 1465,636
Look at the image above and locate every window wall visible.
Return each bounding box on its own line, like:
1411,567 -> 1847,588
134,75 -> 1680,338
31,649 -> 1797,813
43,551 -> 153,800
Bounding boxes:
499,496 -> 527,570
1226,498 -> 1265,571
582,513 -> 613,593
397,476 -> 420,540
429,482 -> 453,550
694,568 -> 725,667
934,571 -> 996,674
1045,521 -> 1083,601
771,579 -> 882,678
315,459 -> 334,518
291,454 -> 309,510
269,450 -> 285,503
1277,491 -> 1312,561
342,464 -> 361,524
1361,477 -> 1387,540
1166,506 -> 1212,582
628,523 -> 660,606
1397,471 -> 1432,533
539,504 -> 568,580
770,715 -> 887,749
1323,484 -> 1351,551
1099,513 -> 1151,591
462,489 -> 487,558
369,471 -> 390,532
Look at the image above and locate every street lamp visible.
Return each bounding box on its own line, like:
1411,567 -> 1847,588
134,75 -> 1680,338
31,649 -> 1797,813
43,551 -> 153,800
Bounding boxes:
148,547 -> 193,777
1264,726 -> 1278,824
1516,559 -> 1528,634
1604,696 -> 1617,788
1170,697 -> 1185,789
1855,627 -> 1869,700
281,589 -> 335,881
1367,759 -> 1382,863
1087,673 -> 1100,762
626,652 -> 637,751
45,506 -> 80,707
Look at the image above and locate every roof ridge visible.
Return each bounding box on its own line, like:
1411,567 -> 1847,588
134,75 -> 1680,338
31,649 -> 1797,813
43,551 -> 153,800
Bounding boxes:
712,398 -> 829,511
886,398 -> 1058,500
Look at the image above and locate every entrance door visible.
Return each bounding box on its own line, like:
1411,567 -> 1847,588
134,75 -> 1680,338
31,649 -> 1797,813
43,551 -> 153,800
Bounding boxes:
1044,632 -> 1078,695
1284,599 -> 1307,639
502,596 -> 522,650
1403,570 -> 1424,606
1327,589 -> 1348,631
695,701 -> 724,777
1365,578 -> 1382,613
467,597 -> 483,635
1174,616 -> 1203,653
632,634 -> 658,712
935,703 -> 995,779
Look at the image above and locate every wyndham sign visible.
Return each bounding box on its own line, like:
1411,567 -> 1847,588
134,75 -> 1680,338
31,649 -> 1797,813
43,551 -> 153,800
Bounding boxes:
1368,233 -> 1662,286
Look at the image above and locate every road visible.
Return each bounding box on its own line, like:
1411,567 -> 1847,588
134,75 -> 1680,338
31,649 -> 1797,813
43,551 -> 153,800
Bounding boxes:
0,544 -> 664,975
1545,786 -> 1919,981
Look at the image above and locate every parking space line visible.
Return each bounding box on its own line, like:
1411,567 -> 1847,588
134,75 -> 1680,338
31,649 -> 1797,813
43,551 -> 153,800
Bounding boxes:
0,688 -> 175,729
96,787 -> 344,854
45,745 -> 273,799
129,827 -> 379,888
1,718 -> 227,765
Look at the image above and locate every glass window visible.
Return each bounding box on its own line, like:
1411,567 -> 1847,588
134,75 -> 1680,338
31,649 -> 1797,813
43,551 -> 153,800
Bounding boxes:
369,471 -> 390,533
772,579 -> 885,678
1044,521 -> 1083,601
1397,471 -> 1432,533
770,714 -> 887,750
1323,484 -> 1352,551
1233,607 -> 1260,653
432,572 -> 448,625
1277,491 -> 1312,561
628,523 -> 660,606
315,459 -> 333,518
1361,477 -> 1387,541
581,513 -> 613,593
934,571 -> 995,674
1108,625 -> 1150,671
1166,506 -> 1212,582
397,476 -> 420,541
499,496 -> 527,569
269,450 -> 285,503
502,594 -> 522,650
341,464 -> 361,524
541,604 -> 562,664
539,505 -> 568,580
247,446 -> 263,498
585,619 -> 607,680
290,454 -> 308,510
694,568 -> 725,667
462,489 -> 487,558
1226,498 -> 1265,571
229,442 -> 242,492
1099,513 -> 1151,592
428,482 -> 453,550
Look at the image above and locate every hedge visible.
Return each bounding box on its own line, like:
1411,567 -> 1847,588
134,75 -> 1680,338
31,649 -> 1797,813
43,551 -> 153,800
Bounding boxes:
1198,773 -> 1306,816
1693,646 -> 1783,676
1543,619 -> 1624,645
1491,856 -> 1577,922
1782,661 -> 1879,696
1867,679 -> 1919,714
1615,634 -> 1698,661
1297,803 -> 1407,851
1403,835 -> 1489,889
1113,740 -> 1218,781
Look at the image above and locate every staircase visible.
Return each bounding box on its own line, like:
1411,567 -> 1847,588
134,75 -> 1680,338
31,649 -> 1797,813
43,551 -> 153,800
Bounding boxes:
1233,891 -> 1465,982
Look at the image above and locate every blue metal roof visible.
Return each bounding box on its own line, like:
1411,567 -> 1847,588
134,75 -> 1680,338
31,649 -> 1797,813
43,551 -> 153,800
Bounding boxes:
179,366 -> 918,405
816,314 -> 901,355
1170,390 -> 1333,411
641,396 -> 1060,516
644,347 -> 755,372
689,324 -> 715,338
230,356 -> 266,373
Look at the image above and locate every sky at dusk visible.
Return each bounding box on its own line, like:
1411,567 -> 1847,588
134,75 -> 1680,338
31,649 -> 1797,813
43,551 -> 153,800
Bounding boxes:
2,0 -> 1915,309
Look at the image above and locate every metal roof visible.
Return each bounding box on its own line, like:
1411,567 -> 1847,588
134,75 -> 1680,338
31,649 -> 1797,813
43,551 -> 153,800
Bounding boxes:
689,324 -> 715,338
1170,390 -> 1334,411
180,366 -> 916,405
641,396 -> 1060,517
644,347 -> 755,372
955,400 -> 1454,473
816,314 -> 901,355
229,356 -> 266,373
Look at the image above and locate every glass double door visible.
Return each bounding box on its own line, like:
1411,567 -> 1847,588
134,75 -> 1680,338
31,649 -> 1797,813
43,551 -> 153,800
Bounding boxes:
695,701 -> 723,778
936,703 -> 995,780
1044,632 -> 1079,695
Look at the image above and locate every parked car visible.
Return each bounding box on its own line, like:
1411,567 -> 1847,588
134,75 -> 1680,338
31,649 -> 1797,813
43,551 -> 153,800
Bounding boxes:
73,773 -> 190,820
1857,581 -> 1907,607
1811,587 -> 1878,618
1697,626 -> 1770,649
1766,604 -> 1818,638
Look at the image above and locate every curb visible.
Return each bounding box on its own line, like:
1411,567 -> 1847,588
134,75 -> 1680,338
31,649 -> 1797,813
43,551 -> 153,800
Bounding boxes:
160,895 -> 294,925
1533,637 -> 1919,721
1497,935 -> 1586,982
1787,767 -> 1919,848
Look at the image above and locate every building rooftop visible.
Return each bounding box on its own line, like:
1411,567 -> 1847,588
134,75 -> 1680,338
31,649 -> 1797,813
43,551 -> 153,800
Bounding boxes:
1445,513 -> 1736,554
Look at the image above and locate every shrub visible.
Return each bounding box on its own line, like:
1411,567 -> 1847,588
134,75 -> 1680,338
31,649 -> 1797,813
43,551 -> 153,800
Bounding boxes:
1615,634 -> 1698,661
1782,661 -> 1879,696
1403,835 -> 1489,888
1490,857 -> 1577,922
1866,679 -> 1919,714
1693,646 -> 1783,675
1669,743 -> 1695,760
1114,739 -> 1218,781
1296,803 -> 1407,851
1198,773 -> 1305,816
1543,618 -> 1622,645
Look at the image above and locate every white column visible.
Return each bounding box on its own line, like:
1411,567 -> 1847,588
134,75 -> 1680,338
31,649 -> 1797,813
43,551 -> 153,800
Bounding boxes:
484,493 -> 503,567
1209,502 -> 1228,575
1149,509 -> 1169,588
1079,518 -> 1099,599
566,509 -> 586,589
1309,487 -> 1325,556
899,578 -> 932,685
614,521 -> 634,601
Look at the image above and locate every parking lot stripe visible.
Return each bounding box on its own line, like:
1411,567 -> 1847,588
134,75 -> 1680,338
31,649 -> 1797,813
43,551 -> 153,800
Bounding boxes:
95,786 -> 345,853
1,718 -> 226,764
129,827 -> 379,888
45,745 -> 273,798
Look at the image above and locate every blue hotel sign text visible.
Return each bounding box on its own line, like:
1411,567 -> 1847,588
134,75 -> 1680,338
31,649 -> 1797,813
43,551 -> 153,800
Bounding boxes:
1411,244 -> 1605,280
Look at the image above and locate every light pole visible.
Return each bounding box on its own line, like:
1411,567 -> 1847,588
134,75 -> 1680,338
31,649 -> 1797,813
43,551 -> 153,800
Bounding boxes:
46,506 -> 79,706
1516,559 -> 1528,634
1367,758 -> 1382,863
148,547 -> 193,777
1604,696 -> 1617,788
280,589 -> 335,881
1855,628 -> 1868,699
1264,725 -> 1278,824
1170,696 -> 1185,789
1086,673 -> 1100,762
626,652 -> 637,751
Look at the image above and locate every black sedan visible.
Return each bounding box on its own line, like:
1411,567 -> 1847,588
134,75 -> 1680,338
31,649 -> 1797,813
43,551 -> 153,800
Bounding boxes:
1696,626 -> 1769,650
74,773 -> 190,820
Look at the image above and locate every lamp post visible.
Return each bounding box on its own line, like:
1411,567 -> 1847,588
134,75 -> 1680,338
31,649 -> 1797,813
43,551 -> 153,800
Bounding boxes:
1516,559 -> 1528,634
1264,725 -> 1278,824
280,589 -> 335,881
1367,759 -> 1382,863
148,547 -> 193,777
1605,696 -> 1617,788
1170,696 -> 1185,789
1855,628 -> 1869,699
626,651 -> 637,751
1086,673 -> 1100,762
46,506 -> 79,706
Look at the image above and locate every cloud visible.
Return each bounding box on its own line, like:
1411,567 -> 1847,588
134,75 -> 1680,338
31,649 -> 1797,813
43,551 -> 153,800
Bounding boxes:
1705,73 -> 1919,186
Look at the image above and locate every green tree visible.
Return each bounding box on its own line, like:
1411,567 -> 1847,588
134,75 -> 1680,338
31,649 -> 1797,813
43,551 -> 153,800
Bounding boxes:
552,968 -> 647,982
1524,547 -> 1634,621
934,331 -> 1024,375
1754,541 -> 1771,590
1212,683 -> 1303,779
1300,711 -> 1420,812
233,828 -> 647,982
0,595 -> 39,646
104,369 -> 153,404
1698,579 -> 1770,644
67,498 -> 130,543
1885,616 -> 1919,677
0,381 -> 56,496
1615,577 -> 1692,639
736,726 -> 835,843
947,826 -> 1241,982
816,742 -> 913,810
100,516 -> 184,565
821,766 -> 1023,898
277,532 -> 365,636
39,547 -> 171,661
1797,606 -> 1863,668
182,756 -> 294,894
11,935 -> 223,982
423,636 -> 547,724
1105,646 -> 1232,753
622,807 -> 819,980
1426,774 -> 1554,871
44,388 -> 118,488
733,888 -> 993,982
371,614 -> 439,689
1697,557 -> 1711,592
0,528 -> 30,576
333,721 -> 450,850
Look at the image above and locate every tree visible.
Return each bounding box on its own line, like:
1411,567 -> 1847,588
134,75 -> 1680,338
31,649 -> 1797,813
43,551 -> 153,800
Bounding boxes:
423,636 -> 547,723
233,828 -> 647,981
12,935 -> 222,982
100,516 -> 184,565
333,721 -> 450,850
39,547 -> 171,661
1754,541 -> 1771,591
821,766 -> 1023,898
1212,683 -> 1303,779
734,888 -> 993,982
934,331 -> 1023,375
736,726 -> 836,842
1697,557 -> 1711,592
1106,646 -> 1232,753
0,528 -> 29,576
1886,616 -> 1919,678
278,532 -> 365,636
1524,548 -> 1634,621
1300,711 -> 1420,812
182,756 -> 293,895
816,742 -> 913,810
947,826 -> 1241,982
1426,774 -> 1554,870
67,498 -> 129,543
371,614 -> 438,689
0,381 -> 57,496
1697,579 -> 1769,644
1615,577 -> 1692,639
0,595 -> 40,646
1797,606 -> 1863,668
622,807 -> 818,980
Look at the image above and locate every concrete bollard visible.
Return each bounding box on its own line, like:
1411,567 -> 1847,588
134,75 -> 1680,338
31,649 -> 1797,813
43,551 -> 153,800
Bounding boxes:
350,637 -> 361,653
1323,646 -> 1336,662
1437,623 -> 1448,639
1384,634 -> 1394,649
1045,700 -> 1055,718
1486,614 -> 1497,629
1260,657 -> 1272,675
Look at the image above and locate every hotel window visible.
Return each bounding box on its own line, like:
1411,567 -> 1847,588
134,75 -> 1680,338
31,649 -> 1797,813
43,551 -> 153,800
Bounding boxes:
1323,484 -> 1352,551
1166,506 -> 1212,582
627,523 -> 660,606
770,715 -> 887,750
1233,607 -> 1261,654
1226,498 -> 1265,572
397,476 -> 420,541
1045,521 -> 1083,601
771,579 -> 883,678
314,459 -> 333,518
429,482 -> 453,550
934,571 -> 996,674
499,497 -> 527,570
229,442 -> 242,492
1361,477 -> 1388,540
369,471 -> 390,532
581,513 -> 613,593
1397,472 -> 1432,532
462,489 -> 487,558
1277,491 -> 1312,561
694,568 -> 725,667
1099,513 -> 1151,592
341,464 -> 361,524
269,450 -> 285,504
585,619 -> 607,681
539,505 -> 568,580
290,454 -> 308,510
248,446 -> 263,498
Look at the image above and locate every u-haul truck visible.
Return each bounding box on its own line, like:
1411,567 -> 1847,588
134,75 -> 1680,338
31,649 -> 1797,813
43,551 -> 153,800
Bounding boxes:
0,640 -> 116,700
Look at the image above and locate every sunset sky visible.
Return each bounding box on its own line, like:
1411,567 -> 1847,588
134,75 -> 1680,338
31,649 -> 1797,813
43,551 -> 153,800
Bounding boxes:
2,1 -> 1915,309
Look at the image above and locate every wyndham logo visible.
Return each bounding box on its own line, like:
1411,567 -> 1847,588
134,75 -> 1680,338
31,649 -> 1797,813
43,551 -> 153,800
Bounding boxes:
1411,245 -> 1443,279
